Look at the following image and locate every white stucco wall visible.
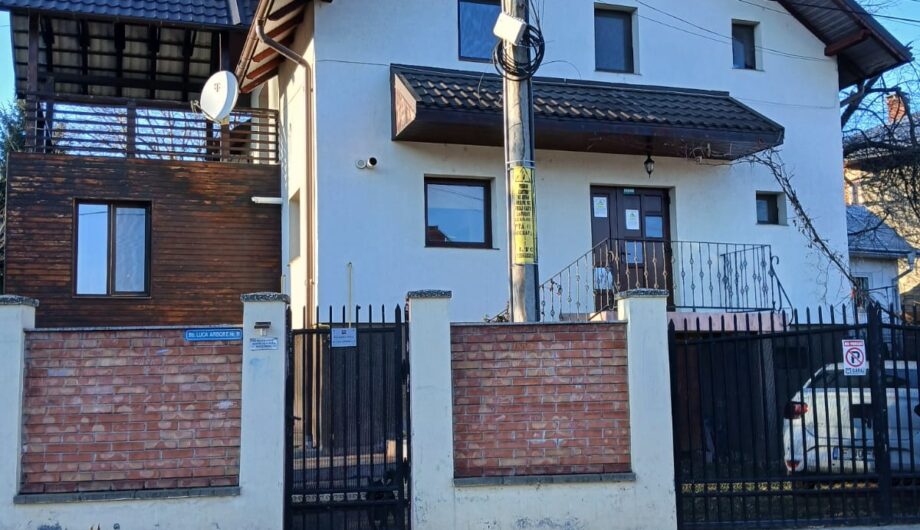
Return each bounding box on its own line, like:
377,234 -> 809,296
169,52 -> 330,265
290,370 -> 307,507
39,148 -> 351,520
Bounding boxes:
275,0 -> 851,320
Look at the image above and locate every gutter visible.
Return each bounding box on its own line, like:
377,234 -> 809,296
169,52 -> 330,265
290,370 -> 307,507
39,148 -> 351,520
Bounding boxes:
256,23 -> 309,68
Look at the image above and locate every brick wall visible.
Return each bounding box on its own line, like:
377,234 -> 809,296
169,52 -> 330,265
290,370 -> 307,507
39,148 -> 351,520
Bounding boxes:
21,328 -> 242,494
452,323 -> 630,478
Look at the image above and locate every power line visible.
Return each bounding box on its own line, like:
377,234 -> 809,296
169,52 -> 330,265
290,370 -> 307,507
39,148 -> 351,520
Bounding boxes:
636,1 -> 829,62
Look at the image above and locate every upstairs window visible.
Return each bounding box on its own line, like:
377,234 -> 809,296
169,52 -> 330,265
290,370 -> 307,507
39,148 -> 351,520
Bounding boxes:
459,0 -> 501,61
732,22 -> 758,69
595,8 -> 635,73
425,178 -> 492,248
75,202 -> 151,296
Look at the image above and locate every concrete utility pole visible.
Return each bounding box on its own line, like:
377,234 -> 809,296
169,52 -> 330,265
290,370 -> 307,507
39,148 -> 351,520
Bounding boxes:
502,0 -> 540,322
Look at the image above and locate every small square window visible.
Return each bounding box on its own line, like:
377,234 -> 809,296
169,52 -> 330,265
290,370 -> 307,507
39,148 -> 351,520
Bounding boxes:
76,201 -> 151,296
595,8 -> 635,73
756,193 -> 780,225
425,178 -> 492,248
732,22 -> 757,70
289,191 -> 301,261
459,0 -> 501,62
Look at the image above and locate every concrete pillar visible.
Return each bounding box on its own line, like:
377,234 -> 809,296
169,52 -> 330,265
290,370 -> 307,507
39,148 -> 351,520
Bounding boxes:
240,292 -> 289,530
616,289 -> 677,530
406,290 -> 455,530
0,296 -> 38,504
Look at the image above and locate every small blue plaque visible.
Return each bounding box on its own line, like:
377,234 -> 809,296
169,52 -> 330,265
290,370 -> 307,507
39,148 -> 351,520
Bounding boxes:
331,328 -> 358,348
185,328 -> 243,342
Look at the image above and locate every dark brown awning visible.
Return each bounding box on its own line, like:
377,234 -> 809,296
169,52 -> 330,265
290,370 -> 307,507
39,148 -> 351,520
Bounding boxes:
392,65 -> 785,161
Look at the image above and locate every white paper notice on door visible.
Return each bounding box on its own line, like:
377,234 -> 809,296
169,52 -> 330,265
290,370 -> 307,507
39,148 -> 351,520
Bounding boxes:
593,197 -> 609,218
625,209 -> 641,231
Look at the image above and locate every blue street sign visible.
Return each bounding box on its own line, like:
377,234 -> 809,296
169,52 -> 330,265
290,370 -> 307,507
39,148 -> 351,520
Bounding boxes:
184,328 -> 243,342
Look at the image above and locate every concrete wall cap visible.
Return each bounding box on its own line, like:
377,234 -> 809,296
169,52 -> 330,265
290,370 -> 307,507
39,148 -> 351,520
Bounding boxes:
240,292 -> 290,303
0,295 -> 39,307
615,289 -> 670,300
407,290 -> 453,300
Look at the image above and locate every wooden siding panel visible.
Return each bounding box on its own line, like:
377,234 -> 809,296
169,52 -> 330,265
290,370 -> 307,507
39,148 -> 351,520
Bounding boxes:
5,153 -> 281,328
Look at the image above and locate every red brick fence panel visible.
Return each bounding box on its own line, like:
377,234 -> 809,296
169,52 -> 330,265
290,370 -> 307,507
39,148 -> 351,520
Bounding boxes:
21,328 -> 242,494
451,323 -> 630,479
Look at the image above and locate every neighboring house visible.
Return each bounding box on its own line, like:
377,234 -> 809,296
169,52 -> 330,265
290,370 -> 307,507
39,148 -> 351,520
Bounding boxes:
235,0 -> 909,323
847,204 -> 915,312
845,96 -> 920,308
0,0 -> 282,327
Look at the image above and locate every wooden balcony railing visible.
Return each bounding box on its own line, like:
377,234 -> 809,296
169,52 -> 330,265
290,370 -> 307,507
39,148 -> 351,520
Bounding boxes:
22,94 -> 279,165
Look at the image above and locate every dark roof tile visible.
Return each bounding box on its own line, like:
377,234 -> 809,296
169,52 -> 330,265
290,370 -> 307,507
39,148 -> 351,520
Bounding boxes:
393,64 -> 783,136
0,0 -> 256,27
847,204 -> 915,257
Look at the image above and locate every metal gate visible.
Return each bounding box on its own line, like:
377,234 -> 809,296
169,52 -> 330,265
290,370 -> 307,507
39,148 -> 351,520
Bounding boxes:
285,306 -> 410,530
669,304 -> 920,529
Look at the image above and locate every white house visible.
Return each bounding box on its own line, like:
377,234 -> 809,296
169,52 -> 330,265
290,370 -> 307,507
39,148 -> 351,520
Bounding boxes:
235,0 -> 910,323
847,204 -> 916,312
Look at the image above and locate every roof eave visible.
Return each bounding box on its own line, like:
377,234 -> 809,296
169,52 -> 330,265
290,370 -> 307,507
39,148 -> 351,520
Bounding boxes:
0,5 -> 251,31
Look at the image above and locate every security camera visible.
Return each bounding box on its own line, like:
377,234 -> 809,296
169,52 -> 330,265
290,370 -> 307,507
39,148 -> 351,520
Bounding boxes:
355,157 -> 378,170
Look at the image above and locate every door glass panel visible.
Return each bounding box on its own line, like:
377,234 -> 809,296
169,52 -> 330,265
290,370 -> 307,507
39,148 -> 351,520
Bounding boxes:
114,207 -> 148,293
76,204 -> 109,295
624,240 -> 644,265
646,215 -> 664,239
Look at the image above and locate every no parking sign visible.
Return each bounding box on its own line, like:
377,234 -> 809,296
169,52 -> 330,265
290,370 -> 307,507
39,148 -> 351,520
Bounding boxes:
842,339 -> 868,376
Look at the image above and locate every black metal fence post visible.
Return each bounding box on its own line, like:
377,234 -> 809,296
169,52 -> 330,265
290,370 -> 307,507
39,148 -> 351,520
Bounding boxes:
868,303 -> 893,523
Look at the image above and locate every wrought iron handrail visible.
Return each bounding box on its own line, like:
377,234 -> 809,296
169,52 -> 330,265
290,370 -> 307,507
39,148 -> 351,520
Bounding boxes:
21,93 -> 279,165
540,238 -> 792,322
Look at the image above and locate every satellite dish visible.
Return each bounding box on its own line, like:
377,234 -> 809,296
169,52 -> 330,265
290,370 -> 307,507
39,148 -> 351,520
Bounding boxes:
196,71 -> 239,124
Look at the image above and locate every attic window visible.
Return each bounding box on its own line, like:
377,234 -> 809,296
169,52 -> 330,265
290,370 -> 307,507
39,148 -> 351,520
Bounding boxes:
459,0 -> 501,62
732,22 -> 758,70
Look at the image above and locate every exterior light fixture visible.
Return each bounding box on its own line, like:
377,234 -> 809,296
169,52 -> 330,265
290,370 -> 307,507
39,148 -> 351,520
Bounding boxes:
644,154 -> 656,178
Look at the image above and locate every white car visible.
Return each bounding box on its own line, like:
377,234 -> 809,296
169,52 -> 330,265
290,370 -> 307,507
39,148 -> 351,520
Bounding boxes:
783,361 -> 920,474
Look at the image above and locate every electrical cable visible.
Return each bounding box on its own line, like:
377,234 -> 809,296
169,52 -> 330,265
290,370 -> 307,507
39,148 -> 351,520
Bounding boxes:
491,2 -> 547,81
492,23 -> 546,81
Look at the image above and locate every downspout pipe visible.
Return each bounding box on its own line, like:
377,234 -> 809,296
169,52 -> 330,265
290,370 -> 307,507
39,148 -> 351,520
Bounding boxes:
256,23 -> 309,68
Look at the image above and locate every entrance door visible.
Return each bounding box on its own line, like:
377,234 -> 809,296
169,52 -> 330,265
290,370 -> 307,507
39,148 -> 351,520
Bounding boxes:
590,187 -> 671,306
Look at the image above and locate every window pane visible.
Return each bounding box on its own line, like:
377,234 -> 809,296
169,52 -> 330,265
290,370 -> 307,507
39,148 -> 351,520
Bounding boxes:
427,182 -> 487,244
646,215 -> 664,239
757,194 -> 778,224
76,204 -> 109,295
595,10 -> 634,72
114,207 -> 148,293
460,0 -> 501,60
732,24 -> 756,69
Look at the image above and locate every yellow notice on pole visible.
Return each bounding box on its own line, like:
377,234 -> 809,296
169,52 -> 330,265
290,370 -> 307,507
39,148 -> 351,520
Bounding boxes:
511,166 -> 537,265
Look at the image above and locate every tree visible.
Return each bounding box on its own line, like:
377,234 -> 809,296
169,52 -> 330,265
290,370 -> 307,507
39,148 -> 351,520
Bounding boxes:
737,1 -> 920,308
0,100 -> 25,293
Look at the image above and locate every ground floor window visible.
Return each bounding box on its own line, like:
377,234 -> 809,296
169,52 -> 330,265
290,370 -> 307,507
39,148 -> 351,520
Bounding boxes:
424,177 -> 492,248
75,201 -> 151,296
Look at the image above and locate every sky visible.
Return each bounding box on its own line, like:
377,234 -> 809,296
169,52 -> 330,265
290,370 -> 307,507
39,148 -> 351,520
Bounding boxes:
0,3 -> 918,104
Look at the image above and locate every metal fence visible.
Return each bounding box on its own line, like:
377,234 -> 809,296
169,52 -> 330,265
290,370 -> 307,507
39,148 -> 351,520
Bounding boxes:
22,93 -> 279,164
286,306 -> 410,530
669,304 -> 920,529
540,238 -> 790,322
